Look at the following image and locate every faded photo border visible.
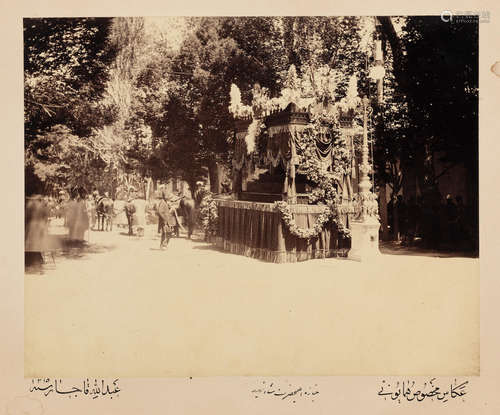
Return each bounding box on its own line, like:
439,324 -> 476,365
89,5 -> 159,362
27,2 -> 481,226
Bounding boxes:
2,0 -> 500,414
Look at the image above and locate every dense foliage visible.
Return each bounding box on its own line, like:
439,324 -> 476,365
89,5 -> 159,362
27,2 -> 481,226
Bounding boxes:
24,16 -> 478,249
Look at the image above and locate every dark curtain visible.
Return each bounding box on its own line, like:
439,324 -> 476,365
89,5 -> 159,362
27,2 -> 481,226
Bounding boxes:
216,201 -> 350,263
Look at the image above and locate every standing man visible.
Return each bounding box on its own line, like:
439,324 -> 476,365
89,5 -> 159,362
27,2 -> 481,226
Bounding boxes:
92,190 -> 101,230
125,195 -> 136,236
25,194 -> 49,267
86,194 -> 97,230
67,188 -> 89,244
157,190 -> 179,249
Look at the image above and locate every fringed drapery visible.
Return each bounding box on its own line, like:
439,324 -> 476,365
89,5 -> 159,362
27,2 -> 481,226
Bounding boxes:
214,200 -> 351,263
232,134 -> 247,170
265,125 -> 305,168
233,122 -> 358,175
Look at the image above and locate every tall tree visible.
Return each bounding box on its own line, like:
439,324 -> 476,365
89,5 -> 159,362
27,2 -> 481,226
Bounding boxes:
24,18 -> 118,140
377,16 -> 478,245
24,18 -> 118,195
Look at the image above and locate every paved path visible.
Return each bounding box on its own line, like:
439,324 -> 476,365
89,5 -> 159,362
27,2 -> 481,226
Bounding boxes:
25,223 -> 479,377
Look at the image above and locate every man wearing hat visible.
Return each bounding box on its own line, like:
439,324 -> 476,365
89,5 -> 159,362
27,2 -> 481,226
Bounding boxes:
157,189 -> 181,249
124,195 -> 136,236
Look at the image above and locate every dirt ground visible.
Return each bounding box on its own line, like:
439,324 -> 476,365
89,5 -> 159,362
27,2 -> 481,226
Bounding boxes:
24,219 -> 479,377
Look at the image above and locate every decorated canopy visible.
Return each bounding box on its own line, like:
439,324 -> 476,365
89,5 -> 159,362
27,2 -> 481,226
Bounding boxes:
231,98 -> 362,207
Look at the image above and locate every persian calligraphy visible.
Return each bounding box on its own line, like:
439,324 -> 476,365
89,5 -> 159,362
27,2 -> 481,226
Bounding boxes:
378,378 -> 468,403
251,380 -> 319,403
29,378 -> 120,399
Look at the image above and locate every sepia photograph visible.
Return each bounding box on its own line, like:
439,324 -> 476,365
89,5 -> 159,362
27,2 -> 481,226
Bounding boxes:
23,15 -> 479,377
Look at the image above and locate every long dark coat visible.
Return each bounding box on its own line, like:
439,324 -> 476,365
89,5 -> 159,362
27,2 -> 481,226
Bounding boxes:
179,196 -> 196,238
157,199 -> 177,228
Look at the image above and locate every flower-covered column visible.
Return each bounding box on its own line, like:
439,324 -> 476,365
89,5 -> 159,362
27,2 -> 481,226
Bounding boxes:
348,97 -> 381,261
285,131 -> 297,204
284,161 -> 297,204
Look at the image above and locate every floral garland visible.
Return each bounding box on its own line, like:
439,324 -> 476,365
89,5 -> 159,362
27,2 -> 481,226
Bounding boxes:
274,201 -> 330,239
327,201 -> 353,238
199,192 -> 218,236
296,111 -> 353,206
229,68 -> 362,239
274,201 -> 350,240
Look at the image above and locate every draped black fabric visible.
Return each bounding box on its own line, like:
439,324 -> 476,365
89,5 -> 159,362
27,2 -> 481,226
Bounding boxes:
314,131 -> 334,158
215,201 -> 350,263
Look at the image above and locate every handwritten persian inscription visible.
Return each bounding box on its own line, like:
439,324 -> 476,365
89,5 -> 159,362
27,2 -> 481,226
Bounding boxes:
29,378 -> 120,399
251,380 -> 319,403
378,378 -> 468,403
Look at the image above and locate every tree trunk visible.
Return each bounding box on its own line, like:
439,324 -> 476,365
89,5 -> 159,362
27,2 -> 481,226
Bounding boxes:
378,18 -> 441,208
188,178 -> 197,199
145,177 -> 152,200
283,17 -> 298,68
377,17 -> 407,91
379,182 -> 389,240
392,198 -> 400,241
208,159 -> 220,194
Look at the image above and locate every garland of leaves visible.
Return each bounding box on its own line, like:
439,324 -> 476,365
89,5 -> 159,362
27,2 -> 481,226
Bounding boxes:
274,201 -> 350,240
296,111 -> 353,207
199,191 -> 218,237
229,69 -> 362,239
277,102 -> 354,238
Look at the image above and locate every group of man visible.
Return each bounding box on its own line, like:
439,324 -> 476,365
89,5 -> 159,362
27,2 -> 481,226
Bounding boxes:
153,189 -> 182,249
77,186 -> 186,249
25,181 -> 208,265
155,181 -> 208,249
123,182 -> 205,249
391,193 -> 472,250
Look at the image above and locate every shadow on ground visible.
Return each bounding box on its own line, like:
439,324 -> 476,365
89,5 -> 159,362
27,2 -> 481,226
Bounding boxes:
25,234 -> 116,275
192,239 -> 479,261
380,241 -> 478,258
191,243 -> 221,251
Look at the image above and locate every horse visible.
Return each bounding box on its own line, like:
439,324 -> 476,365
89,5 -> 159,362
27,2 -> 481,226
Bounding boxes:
96,196 -> 114,231
178,195 -> 197,239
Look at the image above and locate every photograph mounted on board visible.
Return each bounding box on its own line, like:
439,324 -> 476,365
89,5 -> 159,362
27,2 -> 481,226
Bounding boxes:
24,15 -> 479,377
